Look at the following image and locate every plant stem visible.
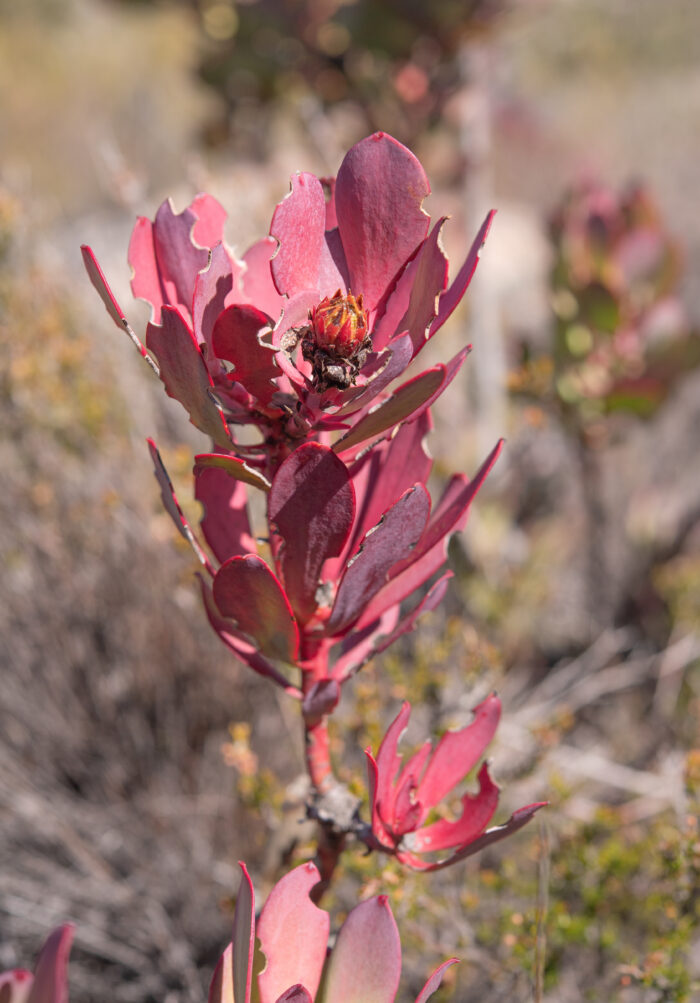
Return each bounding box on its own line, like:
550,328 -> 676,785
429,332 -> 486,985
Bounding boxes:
312,827 -> 346,905
300,637 -> 334,793
300,636 -> 347,901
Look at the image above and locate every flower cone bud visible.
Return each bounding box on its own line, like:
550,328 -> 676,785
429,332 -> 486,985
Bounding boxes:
310,290 -> 369,358
302,289 -> 372,390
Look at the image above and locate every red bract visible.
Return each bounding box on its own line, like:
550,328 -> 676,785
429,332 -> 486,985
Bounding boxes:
81,132 -> 493,465
365,696 -> 546,871
0,925 -> 73,1003
149,421 -> 501,692
209,861 -> 457,1003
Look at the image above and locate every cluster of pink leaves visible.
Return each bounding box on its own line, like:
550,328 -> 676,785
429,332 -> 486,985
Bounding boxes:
367,694 -> 544,870
0,864 -> 457,1003
149,422 -> 501,702
83,133 -> 494,465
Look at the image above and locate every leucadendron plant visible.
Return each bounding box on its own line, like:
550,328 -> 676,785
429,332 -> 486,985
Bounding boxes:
75,132 -> 545,989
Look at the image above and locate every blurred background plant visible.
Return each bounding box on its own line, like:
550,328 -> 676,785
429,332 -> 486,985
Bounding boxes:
112,0 -> 529,155
512,178 -> 698,426
1,0 -> 699,1000
506,178 -> 700,636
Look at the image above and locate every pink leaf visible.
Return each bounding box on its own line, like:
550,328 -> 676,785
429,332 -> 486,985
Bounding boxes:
81,244 -> 127,327
332,367 -> 445,455
327,485 -> 431,634
257,863 -> 329,1003
129,200 -> 210,323
320,897 -> 401,1003
429,210 -> 496,339
370,246 -> 422,353
344,411 -> 432,560
81,245 -> 159,374
401,801 -> 548,872
390,739 -> 432,835
193,242 -> 235,351
190,193 -> 228,248
335,133 -> 430,314
194,452 -> 271,493
152,199 -> 209,320
198,577 -> 300,694
268,444 -> 355,624
404,346 -> 470,425
194,459 -> 255,565
401,218 -> 449,355
270,173 -> 327,297
412,762 -> 499,854
213,556 -> 299,663
355,441 -> 502,630
208,944 -> 234,1003
390,769 -> 423,836
414,960 -> 459,1003
27,925 -> 73,1003
365,748 -> 394,850
373,702 -> 411,829
322,176 -> 337,228
146,306 -> 232,447
416,693 -> 501,810
128,215 -> 164,322
232,863 -> 255,1003
270,173 -> 349,300
240,237 -> 285,320
148,438 -> 213,572
319,228 -> 350,296
406,439 -> 503,573
211,304 -> 280,407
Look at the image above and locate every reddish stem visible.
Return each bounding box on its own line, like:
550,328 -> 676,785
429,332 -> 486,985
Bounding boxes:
299,636 -> 347,901
300,637 -> 334,793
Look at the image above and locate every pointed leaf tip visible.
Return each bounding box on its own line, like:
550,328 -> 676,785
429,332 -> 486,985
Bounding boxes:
27,924 -> 74,1003
82,245 -> 160,374
414,959 -> 459,1003
321,896 -> 401,1003
81,245 -> 125,327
